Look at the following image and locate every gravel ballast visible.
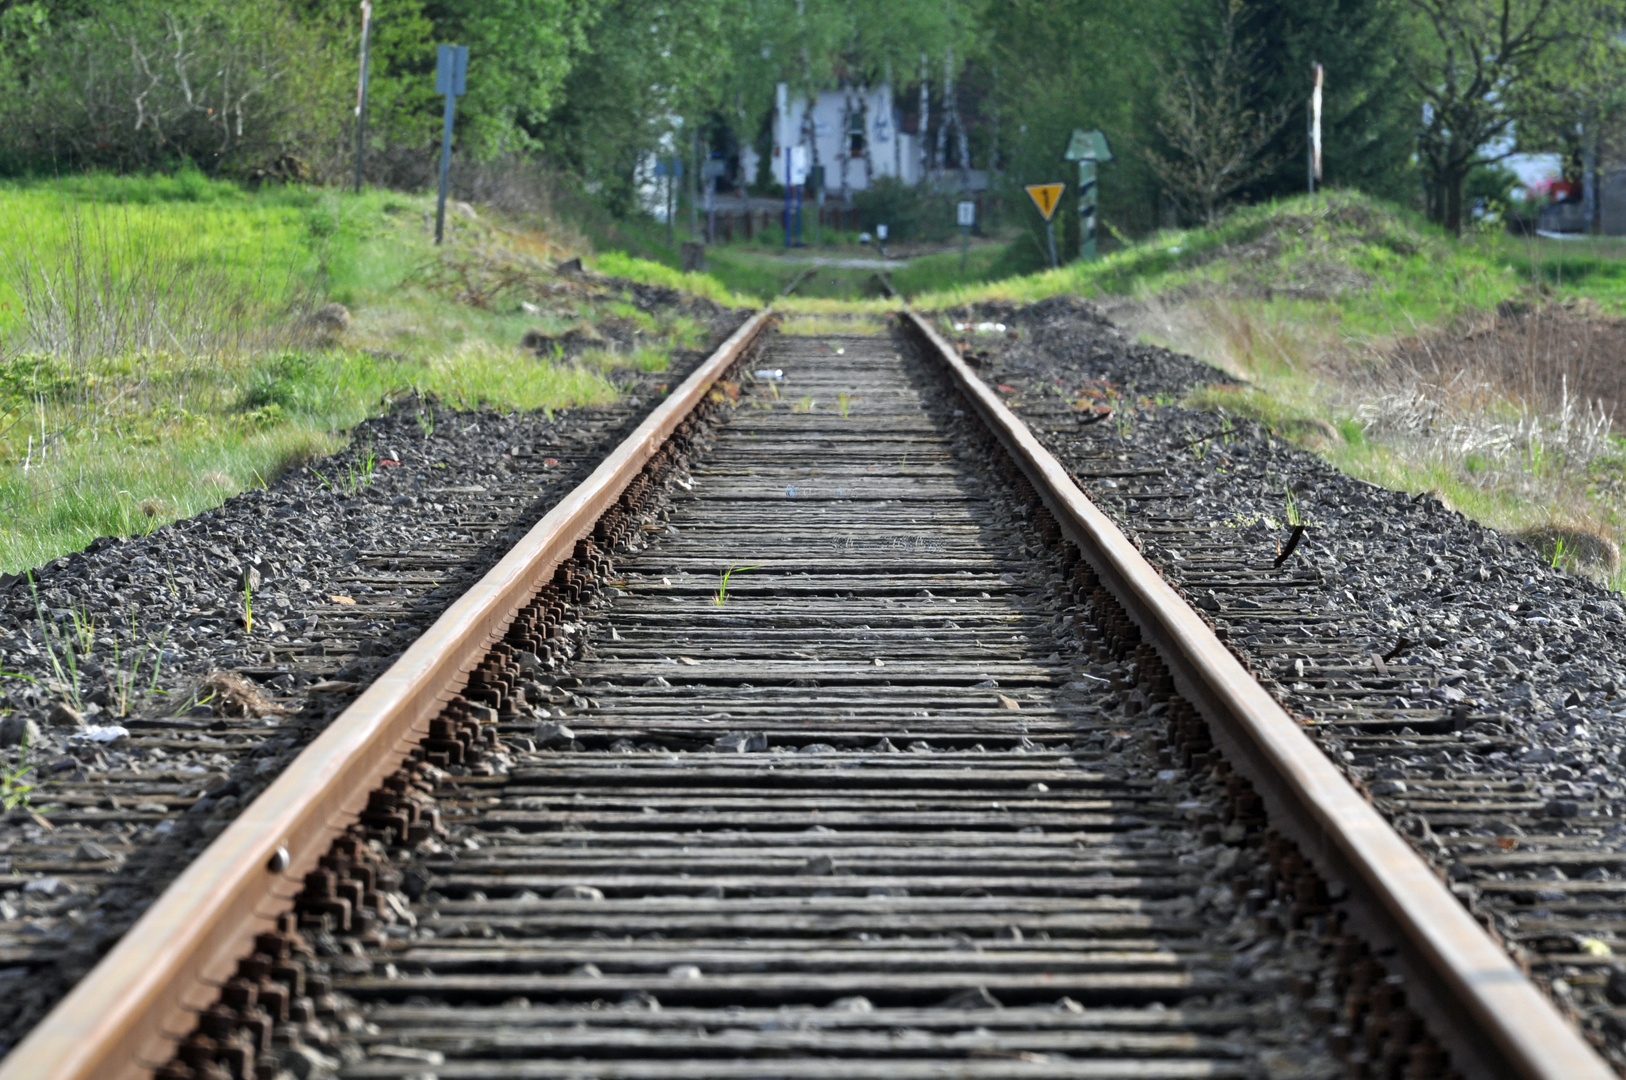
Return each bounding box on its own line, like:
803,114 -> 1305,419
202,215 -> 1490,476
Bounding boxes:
945,294 -> 1626,1067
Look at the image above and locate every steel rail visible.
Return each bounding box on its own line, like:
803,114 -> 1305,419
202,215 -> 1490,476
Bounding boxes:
901,308 -> 1612,1080
0,309 -> 773,1080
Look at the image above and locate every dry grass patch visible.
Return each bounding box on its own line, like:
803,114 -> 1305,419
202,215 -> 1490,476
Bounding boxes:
1128,293 -> 1626,588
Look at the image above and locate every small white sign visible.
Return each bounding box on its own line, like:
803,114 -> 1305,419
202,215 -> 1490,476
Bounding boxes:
957,200 -> 976,226
876,224 -> 889,240
789,145 -> 810,186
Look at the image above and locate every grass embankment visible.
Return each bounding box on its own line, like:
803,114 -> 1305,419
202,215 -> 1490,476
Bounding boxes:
576,204 -> 1013,303
917,192 -> 1626,587
0,171 -> 721,573
702,244 -> 1010,303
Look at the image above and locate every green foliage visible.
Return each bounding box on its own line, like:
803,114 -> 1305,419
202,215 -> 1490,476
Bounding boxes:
0,729 -> 34,811
0,176 -> 655,573
1404,0 -> 1592,233
0,0 -> 583,178
542,0 -> 734,213
1465,164 -> 1520,221
917,191 -> 1520,337
985,1 -> 1171,245
851,177 -> 961,242
0,0 -> 1601,255
1238,0 -> 1419,204
0,0 -> 349,176
240,353 -> 326,414
424,0 -> 595,157
302,0 -> 438,151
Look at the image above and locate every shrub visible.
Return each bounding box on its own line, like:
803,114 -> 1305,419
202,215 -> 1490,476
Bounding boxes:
852,178 -> 963,243
0,2 -> 349,177
240,353 -> 323,413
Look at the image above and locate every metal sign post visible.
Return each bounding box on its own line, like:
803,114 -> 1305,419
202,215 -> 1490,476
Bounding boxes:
434,44 -> 468,245
1064,128 -> 1113,261
787,146 -> 808,248
957,199 -> 975,271
809,164 -> 824,245
353,1 -> 372,194
1025,183 -> 1065,269
702,158 -> 726,243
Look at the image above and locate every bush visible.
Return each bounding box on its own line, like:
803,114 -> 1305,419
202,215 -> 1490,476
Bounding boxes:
851,178 -> 967,243
0,2 -> 349,177
1465,164 -> 1520,223
240,352 -> 324,413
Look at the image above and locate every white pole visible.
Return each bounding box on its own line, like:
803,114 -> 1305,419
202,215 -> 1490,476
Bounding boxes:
1309,62 -> 1323,194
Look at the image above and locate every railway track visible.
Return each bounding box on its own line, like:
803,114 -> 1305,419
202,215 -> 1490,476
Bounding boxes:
0,311 -> 1612,1079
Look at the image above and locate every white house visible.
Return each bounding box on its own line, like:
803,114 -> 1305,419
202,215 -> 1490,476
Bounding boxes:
740,83 -> 924,197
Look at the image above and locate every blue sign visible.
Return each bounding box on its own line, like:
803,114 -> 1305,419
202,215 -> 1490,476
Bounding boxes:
436,44 -> 468,97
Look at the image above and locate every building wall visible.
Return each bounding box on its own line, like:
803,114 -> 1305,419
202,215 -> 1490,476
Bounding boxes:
767,83 -> 919,197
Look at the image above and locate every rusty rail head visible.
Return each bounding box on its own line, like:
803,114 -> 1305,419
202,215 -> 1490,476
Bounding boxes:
901,309 -> 1612,1080
0,309 -> 772,1080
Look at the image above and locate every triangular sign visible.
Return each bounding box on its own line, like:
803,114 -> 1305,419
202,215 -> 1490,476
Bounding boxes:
1025,183 -> 1065,221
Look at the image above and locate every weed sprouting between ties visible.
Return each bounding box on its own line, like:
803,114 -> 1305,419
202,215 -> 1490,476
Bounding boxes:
714,565 -> 761,606
1,730 -> 36,810
29,573 -> 82,709
348,443 -> 378,493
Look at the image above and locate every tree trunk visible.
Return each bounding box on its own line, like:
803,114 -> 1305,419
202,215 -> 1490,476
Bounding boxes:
689,126 -> 700,240
1444,165 -> 1465,236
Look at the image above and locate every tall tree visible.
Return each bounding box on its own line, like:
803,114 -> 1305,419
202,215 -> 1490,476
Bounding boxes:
1239,0 -> 1417,203
1504,0 -> 1626,228
1146,0 -> 1291,224
1403,0 -> 1570,234
985,0 -> 1171,250
419,0 -> 597,157
543,0 -> 739,213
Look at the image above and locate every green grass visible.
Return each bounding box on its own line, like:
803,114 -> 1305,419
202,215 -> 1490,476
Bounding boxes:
887,245 -> 1013,297
698,240 -> 1010,303
915,191 -> 1526,332
0,173 -> 707,574
1498,234 -> 1626,311
778,313 -> 890,336
589,249 -> 754,307
0,176 -> 320,346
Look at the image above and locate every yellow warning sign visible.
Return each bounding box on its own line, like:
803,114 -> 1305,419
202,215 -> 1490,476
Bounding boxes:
1025,182 -> 1065,220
